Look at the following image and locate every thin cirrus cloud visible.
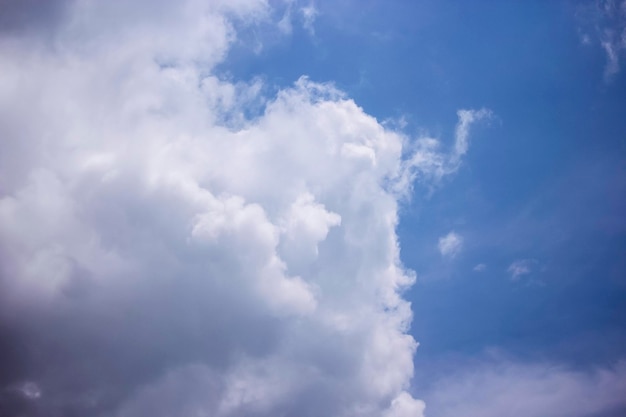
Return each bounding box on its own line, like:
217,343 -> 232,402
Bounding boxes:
0,1 -> 490,416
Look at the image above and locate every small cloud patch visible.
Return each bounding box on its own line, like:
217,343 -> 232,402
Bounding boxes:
473,263 -> 486,272
507,259 -> 536,280
438,232 -> 463,258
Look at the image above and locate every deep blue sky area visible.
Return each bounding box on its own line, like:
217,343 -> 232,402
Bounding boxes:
224,0 -> 626,375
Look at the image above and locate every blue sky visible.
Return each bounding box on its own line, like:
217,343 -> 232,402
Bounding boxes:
0,1 -> 625,416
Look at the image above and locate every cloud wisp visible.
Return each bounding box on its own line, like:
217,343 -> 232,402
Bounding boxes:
438,232 -> 463,258
507,259 -> 535,281
473,263 -> 486,272
395,108 -> 491,194
0,1 -> 487,416
577,0 -> 626,80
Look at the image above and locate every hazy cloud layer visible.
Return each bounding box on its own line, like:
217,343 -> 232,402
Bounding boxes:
423,357 -> 626,417
0,1 -> 489,416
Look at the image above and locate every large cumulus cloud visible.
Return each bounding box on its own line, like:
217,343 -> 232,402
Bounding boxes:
0,1 -> 484,416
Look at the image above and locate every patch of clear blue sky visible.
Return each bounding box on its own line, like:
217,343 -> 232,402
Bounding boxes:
221,0 -> 626,373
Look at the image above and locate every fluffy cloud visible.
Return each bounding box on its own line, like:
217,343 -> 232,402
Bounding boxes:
422,357 -> 626,417
437,232 -> 463,258
0,1 -> 481,416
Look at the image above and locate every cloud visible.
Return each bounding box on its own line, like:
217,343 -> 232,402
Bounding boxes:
300,2 -> 318,35
473,263 -> 486,272
438,232 -> 463,258
276,0 -> 318,36
577,0 -> 626,80
507,259 -> 535,280
0,0 -> 72,35
602,38 -> 622,77
394,108 -> 491,196
422,357 -> 626,417
383,391 -> 426,417
452,108 -> 492,163
0,1 -> 488,416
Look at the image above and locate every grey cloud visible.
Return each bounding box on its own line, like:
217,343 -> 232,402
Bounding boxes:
0,0 -> 72,34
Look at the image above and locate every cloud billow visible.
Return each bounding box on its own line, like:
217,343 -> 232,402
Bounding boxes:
0,1 -> 486,416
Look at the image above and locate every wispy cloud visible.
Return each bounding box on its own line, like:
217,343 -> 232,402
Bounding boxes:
473,263 -> 487,272
395,108 -> 492,195
452,108 -> 492,164
438,231 -> 463,258
577,0 -> 626,80
300,2 -> 318,35
507,259 -> 535,280
276,0 -> 318,36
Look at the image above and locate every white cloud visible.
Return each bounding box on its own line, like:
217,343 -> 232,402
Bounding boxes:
423,358 -> 626,417
438,232 -> 463,258
0,1 -> 486,416
452,108 -> 492,164
473,263 -> 486,272
276,0 -> 318,36
603,38 -> 621,77
383,391 -> 426,417
300,2 -> 318,35
507,259 -> 534,280
396,108 -> 491,192
577,0 -> 626,80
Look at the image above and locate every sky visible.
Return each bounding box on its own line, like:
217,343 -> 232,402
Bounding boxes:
0,1 -> 625,417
